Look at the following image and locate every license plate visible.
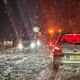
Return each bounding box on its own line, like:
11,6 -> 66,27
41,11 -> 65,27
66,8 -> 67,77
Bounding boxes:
64,55 -> 80,60
70,55 -> 80,60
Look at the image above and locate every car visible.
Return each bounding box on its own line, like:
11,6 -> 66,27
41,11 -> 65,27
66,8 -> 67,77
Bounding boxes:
52,33 -> 80,70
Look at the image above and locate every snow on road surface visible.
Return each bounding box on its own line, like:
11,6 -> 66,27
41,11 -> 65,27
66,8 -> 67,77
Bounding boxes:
1,46 -> 80,80
54,64 -> 80,80
0,46 -> 53,80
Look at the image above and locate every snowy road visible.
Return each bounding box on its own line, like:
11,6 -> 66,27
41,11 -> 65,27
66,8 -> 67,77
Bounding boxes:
0,46 -> 80,80
53,64 -> 80,80
0,46 -> 53,80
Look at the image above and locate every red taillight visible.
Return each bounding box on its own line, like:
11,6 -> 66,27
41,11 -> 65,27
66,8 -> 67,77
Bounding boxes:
73,32 -> 77,36
49,41 -> 53,46
54,45 -> 62,53
49,40 -> 53,47
55,46 -> 61,50
53,45 -> 62,59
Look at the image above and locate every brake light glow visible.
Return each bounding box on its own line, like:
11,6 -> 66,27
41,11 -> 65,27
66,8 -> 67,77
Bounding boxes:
73,33 -> 77,36
49,39 -> 53,47
55,46 -> 61,50
54,45 -> 62,53
49,41 -> 53,46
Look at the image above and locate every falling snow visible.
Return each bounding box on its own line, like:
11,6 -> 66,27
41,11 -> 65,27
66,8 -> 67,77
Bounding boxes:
3,0 -> 7,4
0,0 -> 80,79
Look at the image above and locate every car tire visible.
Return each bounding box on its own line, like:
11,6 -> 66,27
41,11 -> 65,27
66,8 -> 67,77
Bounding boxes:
53,55 -> 59,71
53,63 -> 59,71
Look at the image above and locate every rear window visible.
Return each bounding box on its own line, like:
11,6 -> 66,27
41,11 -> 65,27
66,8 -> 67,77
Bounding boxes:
60,34 -> 80,44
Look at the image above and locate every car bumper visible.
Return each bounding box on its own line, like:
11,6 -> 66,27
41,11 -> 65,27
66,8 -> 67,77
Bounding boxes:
54,59 -> 80,64
53,53 -> 80,64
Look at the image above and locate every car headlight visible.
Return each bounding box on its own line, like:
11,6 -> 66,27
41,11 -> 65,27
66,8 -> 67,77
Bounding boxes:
17,41 -> 23,50
30,42 -> 35,49
37,40 -> 41,47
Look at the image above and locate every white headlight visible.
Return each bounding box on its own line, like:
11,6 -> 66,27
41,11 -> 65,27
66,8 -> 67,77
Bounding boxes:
30,42 -> 35,49
17,41 -> 23,50
37,40 -> 41,47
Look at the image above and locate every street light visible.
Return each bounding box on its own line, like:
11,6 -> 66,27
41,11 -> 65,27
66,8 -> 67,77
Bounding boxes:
48,29 -> 54,36
49,30 -> 54,33
33,27 -> 40,33
59,29 -> 62,33
33,26 -> 40,42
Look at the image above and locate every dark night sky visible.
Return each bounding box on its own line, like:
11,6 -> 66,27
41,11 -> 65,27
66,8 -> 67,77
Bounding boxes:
0,0 -> 80,40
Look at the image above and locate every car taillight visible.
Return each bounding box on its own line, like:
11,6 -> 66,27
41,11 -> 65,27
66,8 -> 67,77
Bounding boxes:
54,45 -> 62,53
49,41 -> 53,47
55,46 -> 61,50
53,45 -> 62,59
72,32 -> 77,36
